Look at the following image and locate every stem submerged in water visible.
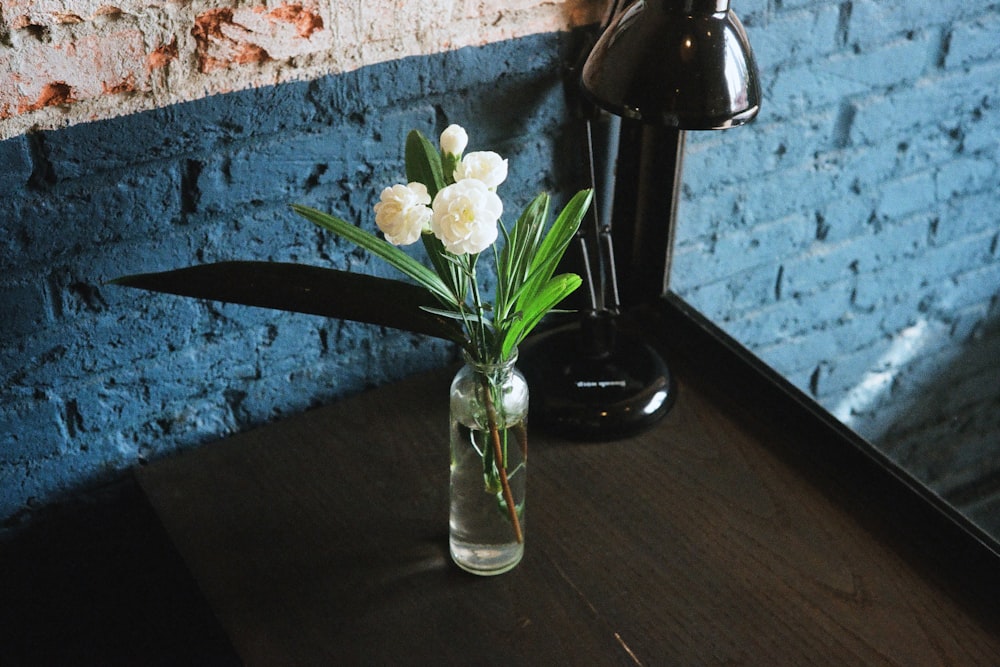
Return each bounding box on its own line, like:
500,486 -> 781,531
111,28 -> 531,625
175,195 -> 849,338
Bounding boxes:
481,376 -> 524,544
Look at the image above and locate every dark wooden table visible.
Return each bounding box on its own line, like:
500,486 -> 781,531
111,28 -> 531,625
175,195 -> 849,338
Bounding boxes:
137,300 -> 1000,665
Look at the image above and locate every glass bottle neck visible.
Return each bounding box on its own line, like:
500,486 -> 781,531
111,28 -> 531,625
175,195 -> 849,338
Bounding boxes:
463,350 -> 519,378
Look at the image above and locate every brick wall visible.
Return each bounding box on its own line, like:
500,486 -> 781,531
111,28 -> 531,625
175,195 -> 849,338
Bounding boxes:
3,0 -> 998,533
671,0 -> 1000,531
0,0 -> 603,140
0,0 -> 598,528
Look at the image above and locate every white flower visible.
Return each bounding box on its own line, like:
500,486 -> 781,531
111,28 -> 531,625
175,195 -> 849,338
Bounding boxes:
373,182 -> 432,246
454,151 -> 508,189
430,179 -> 503,255
440,124 -> 468,156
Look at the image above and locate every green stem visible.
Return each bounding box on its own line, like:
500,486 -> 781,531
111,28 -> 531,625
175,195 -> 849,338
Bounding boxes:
468,255 -> 490,359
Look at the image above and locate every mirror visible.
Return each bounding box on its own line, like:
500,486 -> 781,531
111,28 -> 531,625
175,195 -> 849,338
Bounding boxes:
667,12 -> 999,541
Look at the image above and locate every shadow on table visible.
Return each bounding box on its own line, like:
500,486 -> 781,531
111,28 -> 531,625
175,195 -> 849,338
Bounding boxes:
0,478 -> 241,666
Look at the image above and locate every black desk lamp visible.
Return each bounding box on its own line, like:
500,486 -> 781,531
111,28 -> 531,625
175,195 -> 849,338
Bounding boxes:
522,0 -> 761,440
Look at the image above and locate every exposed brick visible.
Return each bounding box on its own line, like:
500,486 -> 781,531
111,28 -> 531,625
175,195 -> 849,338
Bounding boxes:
146,38 -> 179,72
0,28 -> 164,119
2,1 -> 145,27
192,4 -> 332,74
0,0 -> 599,139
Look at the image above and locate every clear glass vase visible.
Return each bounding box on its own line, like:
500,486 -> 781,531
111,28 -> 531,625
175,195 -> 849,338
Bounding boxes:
449,351 -> 528,575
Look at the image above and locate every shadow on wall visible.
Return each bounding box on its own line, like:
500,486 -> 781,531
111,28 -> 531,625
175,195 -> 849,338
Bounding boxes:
0,31 -> 588,532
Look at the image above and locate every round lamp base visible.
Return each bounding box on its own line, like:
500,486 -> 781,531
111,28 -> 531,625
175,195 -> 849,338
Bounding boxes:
520,318 -> 676,441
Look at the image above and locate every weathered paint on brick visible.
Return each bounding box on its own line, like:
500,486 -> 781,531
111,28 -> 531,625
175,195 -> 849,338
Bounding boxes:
0,0 -> 604,140
1,0 -> 998,537
0,30 -> 586,529
1,27 -> 163,118
191,4 -> 330,74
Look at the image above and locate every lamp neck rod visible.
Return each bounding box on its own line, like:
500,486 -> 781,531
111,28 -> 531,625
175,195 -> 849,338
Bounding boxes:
610,122 -> 685,308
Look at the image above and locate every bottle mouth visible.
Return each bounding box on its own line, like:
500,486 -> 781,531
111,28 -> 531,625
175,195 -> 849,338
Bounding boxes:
462,348 -> 519,370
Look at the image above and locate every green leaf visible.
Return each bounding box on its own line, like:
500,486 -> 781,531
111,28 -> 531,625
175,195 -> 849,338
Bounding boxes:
419,305 -> 471,322
110,261 -> 466,343
291,204 -> 456,306
517,189 -> 591,312
501,273 -> 583,358
420,231 -> 466,302
402,132 -> 463,297
405,130 -> 446,198
496,193 -> 549,322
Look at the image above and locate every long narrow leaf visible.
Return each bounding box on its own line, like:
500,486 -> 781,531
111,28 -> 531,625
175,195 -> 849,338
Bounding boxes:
513,193 -> 549,271
517,189 -> 591,310
501,192 -> 548,281
110,261 -> 465,342
497,193 -> 548,317
291,204 -> 455,306
502,273 -> 583,358
419,305 -> 473,322
420,229 -> 466,302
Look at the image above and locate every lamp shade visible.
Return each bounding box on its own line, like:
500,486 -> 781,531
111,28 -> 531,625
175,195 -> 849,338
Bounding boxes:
581,0 -> 760,129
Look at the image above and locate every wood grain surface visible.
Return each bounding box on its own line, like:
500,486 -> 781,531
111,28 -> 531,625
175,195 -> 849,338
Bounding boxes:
138,358 -> 1000,665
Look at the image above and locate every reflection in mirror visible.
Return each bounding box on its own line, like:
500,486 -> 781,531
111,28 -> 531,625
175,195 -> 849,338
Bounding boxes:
667,4 -> 1000,539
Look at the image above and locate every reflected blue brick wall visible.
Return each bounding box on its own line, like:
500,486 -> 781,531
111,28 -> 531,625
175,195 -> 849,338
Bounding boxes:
0,32 -> 582,528
672,2 -> 1000,526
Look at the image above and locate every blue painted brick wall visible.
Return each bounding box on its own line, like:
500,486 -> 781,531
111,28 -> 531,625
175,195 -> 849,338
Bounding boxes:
0,32 -> 584,529
672,1 -> 1000,526
3,2 -> 999,531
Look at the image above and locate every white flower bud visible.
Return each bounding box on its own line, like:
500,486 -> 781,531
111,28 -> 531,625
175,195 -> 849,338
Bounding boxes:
440,124 -> 468,156
430,179 -> 502,255
454,151 -> 508,189
373,182 -> 432,246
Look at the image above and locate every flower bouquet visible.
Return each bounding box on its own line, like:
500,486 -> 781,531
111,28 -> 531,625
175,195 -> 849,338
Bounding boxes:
115,124 -> 592,574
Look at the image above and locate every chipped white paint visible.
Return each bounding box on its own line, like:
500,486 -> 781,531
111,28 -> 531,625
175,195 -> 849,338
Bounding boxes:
0,0 -> 606,140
